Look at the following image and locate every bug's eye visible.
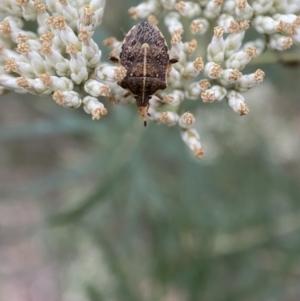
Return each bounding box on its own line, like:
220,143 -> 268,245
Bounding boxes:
149,96 -> 152,99
134,95 -> 138,99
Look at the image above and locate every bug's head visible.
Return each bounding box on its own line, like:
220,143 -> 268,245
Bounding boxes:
134,94 -> 151,106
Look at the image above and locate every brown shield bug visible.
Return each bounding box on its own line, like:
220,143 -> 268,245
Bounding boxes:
109,22 -> 178,126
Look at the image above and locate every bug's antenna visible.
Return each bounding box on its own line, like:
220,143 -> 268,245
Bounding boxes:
144,120 -> 147,127
121,28 -> 126,36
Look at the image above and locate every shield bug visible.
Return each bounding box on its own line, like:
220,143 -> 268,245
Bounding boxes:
109,22 -> 178,126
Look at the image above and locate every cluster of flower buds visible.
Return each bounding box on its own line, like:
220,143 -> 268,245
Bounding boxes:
120,0 -> 300,158
0,0 -> 110,120
1,0 -> 300,159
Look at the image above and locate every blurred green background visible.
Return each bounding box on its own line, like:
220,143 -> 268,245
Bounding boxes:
1,1 -> 300,300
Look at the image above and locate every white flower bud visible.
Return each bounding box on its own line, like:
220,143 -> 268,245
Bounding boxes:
66,44 -> 88,84
221,0 -> 235,14
207,26 -> 225,64
224,31 -> 246,59
0,46 -> 22,61
19,48 -> 49,76
149,94 -> 166,107
179,112 -> 195,129
19,0 -> 37,21
4,57 -> 35,78
128,0 -> 161,20
78,3 -> 104,33
46,16 -> 80,48
218,68 -> 242,85
60,24 -> 80,47
203,0 -> 223,19
32,78 -> 53,95
175,1 -> 201,18
45,0 -> 60,14
12,76 -> 52,95
183,39 -> 197,55
39,37 -> 71,77
53,90 -> 82,108
6,16 -> 24,27
95,64 -> 117,82
0,75 -> 27,93
190,18 -> 209,35
167,67 -> 182,88
235,69 -> 265,92
225,47 -> 258,70
160,0 -> 176,10
43,51 -> 71,77
269,34 -> 293,51
217,14 -> 235,33
52,36 -> 65,52
210,85 -> 227,101
83,96 -> 107,120
159,111 -> 179,126
252,0 -> 274,15
272,14 -> 299,24
36,3 -> 51,35
201,85 -> 227,102
0,0 -> 22,16
293,27 -> 300,46
164,12 -> 183,34
89,0 -> 106,26
182,56 -> 204,78
166,90 -> 185,106
107,82 -> 135,105
84,79 -> 111,97
170,38 -> 186,65
252,16 -> 279,34
152,91 -> 184,106
272,4 -> 299,14
199,79 -> 211,92
39,74 -> 74,91
82,40 -> 101,68
204,62 -> 223,78
0,18 -> 24,43
235,0 -> 253,20
272,13 -> 300,24
147,105 -> 162,121
58,0 -> 79,30
201,89 -> 216,103
227,90 -> 249,115
185,82 -> 202,100
242,39 -> 266,56
181,128 -> 204,159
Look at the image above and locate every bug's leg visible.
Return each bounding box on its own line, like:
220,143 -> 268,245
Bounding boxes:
169,57 -> 179,64
108,41 -> 122,64
147,102 -> 151,116
154,93 -> 163,100
109,51 -> 120,64
123,91 -> 131,98
168,52 -> 179,64
167,52 -> 179,75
